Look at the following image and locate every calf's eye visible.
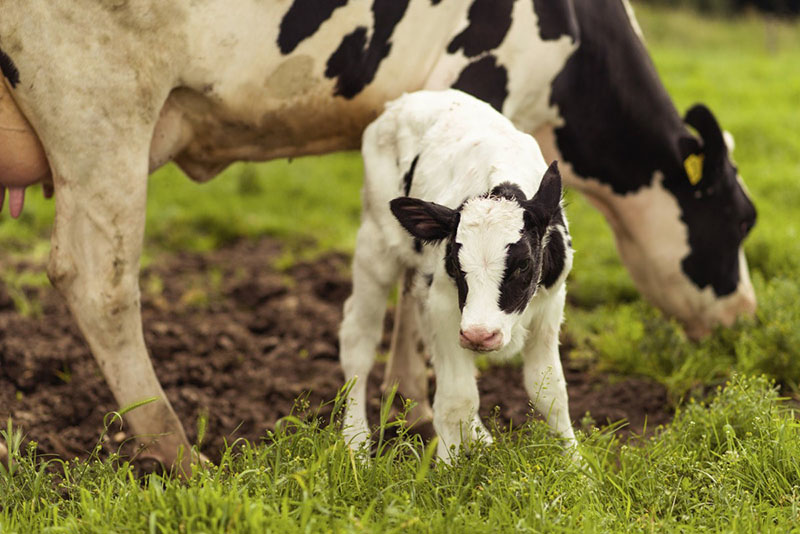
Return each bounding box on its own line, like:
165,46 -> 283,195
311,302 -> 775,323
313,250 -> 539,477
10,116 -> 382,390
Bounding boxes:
518,259 -> 531,272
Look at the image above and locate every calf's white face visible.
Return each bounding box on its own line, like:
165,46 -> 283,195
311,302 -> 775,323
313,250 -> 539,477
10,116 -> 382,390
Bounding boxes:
390,162 -> 565,353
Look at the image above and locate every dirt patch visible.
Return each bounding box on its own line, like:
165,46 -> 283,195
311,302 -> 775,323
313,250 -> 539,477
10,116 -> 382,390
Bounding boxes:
0,238 -> 671,463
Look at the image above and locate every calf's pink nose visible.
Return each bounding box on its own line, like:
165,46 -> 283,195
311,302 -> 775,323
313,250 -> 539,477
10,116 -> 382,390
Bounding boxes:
459,327 -> 503,351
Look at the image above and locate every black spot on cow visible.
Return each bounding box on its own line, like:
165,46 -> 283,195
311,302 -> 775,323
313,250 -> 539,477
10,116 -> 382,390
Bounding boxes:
0,47 -> 20,88
325,0 -> 410,99
531,0 -> 579,42
550,0 -> 676,196
451,55 -> 508,112
548,0 -> 755,296
414,238 -> 423,253
447,0 -> 514,58
431,0 -> 443,5
278,0 -> 348,54
403,154 -> 419,197
490,181 -> 527,202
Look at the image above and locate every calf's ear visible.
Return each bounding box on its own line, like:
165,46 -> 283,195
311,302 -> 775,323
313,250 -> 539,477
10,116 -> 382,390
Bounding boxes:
524,161 -> 563,228
390,197 -> 458,242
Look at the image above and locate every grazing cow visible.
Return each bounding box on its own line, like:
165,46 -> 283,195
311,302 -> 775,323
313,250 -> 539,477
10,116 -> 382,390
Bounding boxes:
0,0 -> 755,469
340,90 -> 575,458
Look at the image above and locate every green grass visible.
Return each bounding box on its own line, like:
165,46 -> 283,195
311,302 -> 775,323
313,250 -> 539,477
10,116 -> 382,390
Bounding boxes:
1,4 -> 800,531
2,376 -> 799,532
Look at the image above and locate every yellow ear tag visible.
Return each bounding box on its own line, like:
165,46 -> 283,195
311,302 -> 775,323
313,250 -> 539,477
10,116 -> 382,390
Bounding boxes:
684,153 -> 704,186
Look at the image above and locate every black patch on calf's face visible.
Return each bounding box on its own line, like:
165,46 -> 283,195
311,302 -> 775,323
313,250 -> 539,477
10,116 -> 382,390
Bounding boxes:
447,0 -> 514,58
278,0 -> 348,54
490,182 -> 527,202
403,154 -> 419,197
451,55 -> 508,112
531,0 -> 579,42
445,241 -> 468,310
548,0 -> 755,297
0,48 -> 20,88
325,0 -> 409,99
498,238 -> 539,313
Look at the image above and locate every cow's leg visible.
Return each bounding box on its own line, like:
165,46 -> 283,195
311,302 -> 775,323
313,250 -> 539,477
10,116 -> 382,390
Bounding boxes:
339,218 -> 401,448
46,135 -> 193,474
432,346 -> 490,462
522,287 -> 576,449
382,270 -> 433,429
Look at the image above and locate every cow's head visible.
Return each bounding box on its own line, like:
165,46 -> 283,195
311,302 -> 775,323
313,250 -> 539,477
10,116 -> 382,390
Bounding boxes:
589,104 -> 757,339
390,162 -> 568,352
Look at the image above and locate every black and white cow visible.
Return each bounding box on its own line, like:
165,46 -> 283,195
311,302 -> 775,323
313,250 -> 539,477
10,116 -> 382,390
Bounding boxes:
340,90 -> 575,458
0,0 -> 755,469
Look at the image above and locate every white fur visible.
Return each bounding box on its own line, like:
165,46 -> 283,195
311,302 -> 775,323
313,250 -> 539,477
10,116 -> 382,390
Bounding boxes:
339,90 -> 576,460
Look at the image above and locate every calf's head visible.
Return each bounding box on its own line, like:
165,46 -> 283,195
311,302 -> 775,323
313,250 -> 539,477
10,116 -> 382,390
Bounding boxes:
390,162 -> 567,352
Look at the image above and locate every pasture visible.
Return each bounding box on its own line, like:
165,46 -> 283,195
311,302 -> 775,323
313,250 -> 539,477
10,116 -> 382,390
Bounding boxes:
1,4 -> 800,531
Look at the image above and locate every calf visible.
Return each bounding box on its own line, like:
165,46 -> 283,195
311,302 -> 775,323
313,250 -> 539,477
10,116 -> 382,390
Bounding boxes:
340,90 -> 576,459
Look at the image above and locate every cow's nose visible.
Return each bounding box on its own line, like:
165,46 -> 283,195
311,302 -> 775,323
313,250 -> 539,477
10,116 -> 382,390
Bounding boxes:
459,327 -> 503,352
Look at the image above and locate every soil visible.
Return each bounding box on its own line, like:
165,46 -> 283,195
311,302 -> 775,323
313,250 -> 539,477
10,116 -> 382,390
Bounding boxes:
0,237 -> 671,464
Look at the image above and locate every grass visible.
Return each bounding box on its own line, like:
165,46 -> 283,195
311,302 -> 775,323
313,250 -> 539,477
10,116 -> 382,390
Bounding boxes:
0,3 -> 799,531
1,376 -> 799,532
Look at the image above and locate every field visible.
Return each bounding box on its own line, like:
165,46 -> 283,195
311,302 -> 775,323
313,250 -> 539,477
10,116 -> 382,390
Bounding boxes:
2,4 -> 800,532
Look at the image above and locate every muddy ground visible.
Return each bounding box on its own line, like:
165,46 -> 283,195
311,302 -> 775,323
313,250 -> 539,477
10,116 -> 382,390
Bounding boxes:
0,237 -> 670,463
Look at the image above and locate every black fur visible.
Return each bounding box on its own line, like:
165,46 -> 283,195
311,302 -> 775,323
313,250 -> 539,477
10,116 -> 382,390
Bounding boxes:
325,0 -> 409,99
403,154 -> 419,197
445,240 -> 468,310
390,197 -> 458,243
0,47 -> 19,88
278,0 -> 348,54
548,0 -> 755,296
451,55 -> 508,112
531,0 -> 579,42
490,182 -> 527,202
446,0 -> 514,58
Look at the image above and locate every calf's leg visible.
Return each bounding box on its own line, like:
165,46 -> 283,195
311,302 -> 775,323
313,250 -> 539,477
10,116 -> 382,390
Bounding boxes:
522,287 -> 576,448
382,271 -> 433,430
339,218 -> 401,447
432,347 -> 490,462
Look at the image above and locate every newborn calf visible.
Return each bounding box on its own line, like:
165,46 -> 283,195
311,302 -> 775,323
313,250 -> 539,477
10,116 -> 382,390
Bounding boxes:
339,89 -> 576,460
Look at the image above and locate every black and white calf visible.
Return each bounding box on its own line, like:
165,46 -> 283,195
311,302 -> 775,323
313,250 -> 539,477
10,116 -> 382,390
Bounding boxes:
340,90 -> 575,459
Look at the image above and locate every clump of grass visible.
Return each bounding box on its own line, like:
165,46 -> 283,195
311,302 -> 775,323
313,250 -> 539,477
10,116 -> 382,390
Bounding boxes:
567,273 -> 800,398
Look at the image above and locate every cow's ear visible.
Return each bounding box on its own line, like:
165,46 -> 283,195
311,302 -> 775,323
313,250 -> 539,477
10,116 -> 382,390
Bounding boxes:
390,197 -> 458,242
524,161 -> 562,229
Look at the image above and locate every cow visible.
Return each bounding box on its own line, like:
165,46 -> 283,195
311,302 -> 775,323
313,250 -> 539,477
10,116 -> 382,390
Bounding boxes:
0,0 -> 756,470
340,90 -> 575,458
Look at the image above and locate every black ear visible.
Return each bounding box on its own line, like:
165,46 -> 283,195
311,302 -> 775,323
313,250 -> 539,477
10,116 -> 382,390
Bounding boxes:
524,161 -> 562,228
390,197 -> 458,242
678,135 -> 702,160
684,103 -> 726,160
